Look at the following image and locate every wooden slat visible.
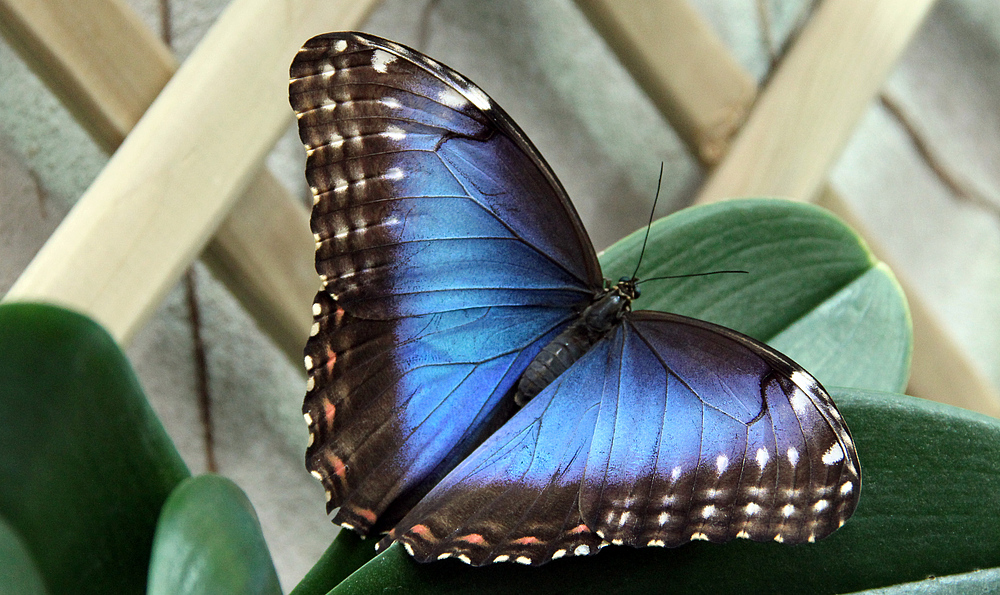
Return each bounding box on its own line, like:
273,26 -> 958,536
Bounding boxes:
0,0 -> 173,152
575,0 -> 755,165
579,0 -> 1000,416
694,0 -> 935,204
2,0 -> 378,352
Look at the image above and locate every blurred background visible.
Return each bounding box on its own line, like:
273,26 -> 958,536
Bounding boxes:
2,0 -> 998,588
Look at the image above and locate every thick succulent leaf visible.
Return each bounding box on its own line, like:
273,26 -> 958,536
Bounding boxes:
0,303 -> 190,594
147,475 -> 280,595
600,198 -> 911,392
326,389 -> 1000,594
0,514 -> 49,595
844,567 -> 1000,594
289,531 -> 378,595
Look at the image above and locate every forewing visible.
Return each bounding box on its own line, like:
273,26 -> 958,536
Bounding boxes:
291,32 -> 602,534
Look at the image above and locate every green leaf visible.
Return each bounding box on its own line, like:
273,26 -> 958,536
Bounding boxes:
844,567 -> 1000,594
289,530 -> 378,595
599,198 -> 911,392
327,388 -> 1000,594
0,514 -> 49,595
0,303 -> 190,594
147,475 -> 281,595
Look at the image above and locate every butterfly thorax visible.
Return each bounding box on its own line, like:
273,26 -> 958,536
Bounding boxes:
514,279 -> 638,406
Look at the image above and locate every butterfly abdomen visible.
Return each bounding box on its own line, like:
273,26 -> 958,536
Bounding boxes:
515,283 -> 635,406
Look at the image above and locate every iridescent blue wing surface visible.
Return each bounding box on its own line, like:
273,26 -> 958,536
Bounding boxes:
382,312 -> 860,565
290,32 -> 603,534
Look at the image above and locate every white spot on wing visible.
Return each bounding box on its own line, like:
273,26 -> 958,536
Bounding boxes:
550,550 -> 565,560
671,466 -> 682,481
756,447 -> 770,468
657,512 -> 669,525
787,447 -> 800,466
306,376 -> 315,391
840,481 -> 854,495
493,554 -> 510,563
384,125 -> 406,141
781,504 -> 796,517
371,49 -> 396,73
573,544 -> 590,556
790,389 -> 809,414
334,39 -> 348,52
438,88 -> 467,108
822,443 -> 845,465
813,499 -> 829,512
515,556 -> 532,565
716,454 -> 729,474
701,505 -> 717,518
310,322 -> 320,337
310,470 -> 322,481
745,502 -> 762,515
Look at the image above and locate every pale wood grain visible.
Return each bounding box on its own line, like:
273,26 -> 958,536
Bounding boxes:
581,0 -> 1000,415
0,0 -> 174,152
575,0 -> 755,165
694,0 -> 936,204
2,0 -> 377,351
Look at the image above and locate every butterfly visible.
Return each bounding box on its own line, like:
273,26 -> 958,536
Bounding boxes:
289,32 -> 860,567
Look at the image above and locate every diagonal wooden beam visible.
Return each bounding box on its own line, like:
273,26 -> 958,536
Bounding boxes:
577,0 -> 1000,416
0,0 -> 379,361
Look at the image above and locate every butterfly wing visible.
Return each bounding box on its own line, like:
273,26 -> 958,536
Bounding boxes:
383,312 -> 860,564
580,311 -> 860,547
291,32 -> 603,534
378,338 -> 613,565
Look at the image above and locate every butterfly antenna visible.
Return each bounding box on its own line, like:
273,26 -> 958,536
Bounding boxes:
632,162 -> 664,281
636,270 -> 749,285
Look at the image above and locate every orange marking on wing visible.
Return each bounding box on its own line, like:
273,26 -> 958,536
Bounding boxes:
324,400 -> 336,428
458,533 -> 486,545
325,347 -> 337,374
333,306 -> 345,324
325,452 -> 347,480
511,536 -> 540,545
353,508 -> 376,524
410,524 -> 435,540
568,524 -> 590,535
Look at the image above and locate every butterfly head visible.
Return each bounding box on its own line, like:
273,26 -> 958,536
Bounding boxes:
613,276 -> 640,301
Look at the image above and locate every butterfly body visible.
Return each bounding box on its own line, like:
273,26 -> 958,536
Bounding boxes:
515,278 -> 637,406
291,32 -> 860,566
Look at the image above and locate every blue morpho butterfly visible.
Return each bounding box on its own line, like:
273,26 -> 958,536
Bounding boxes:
290,32 -> 860,566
